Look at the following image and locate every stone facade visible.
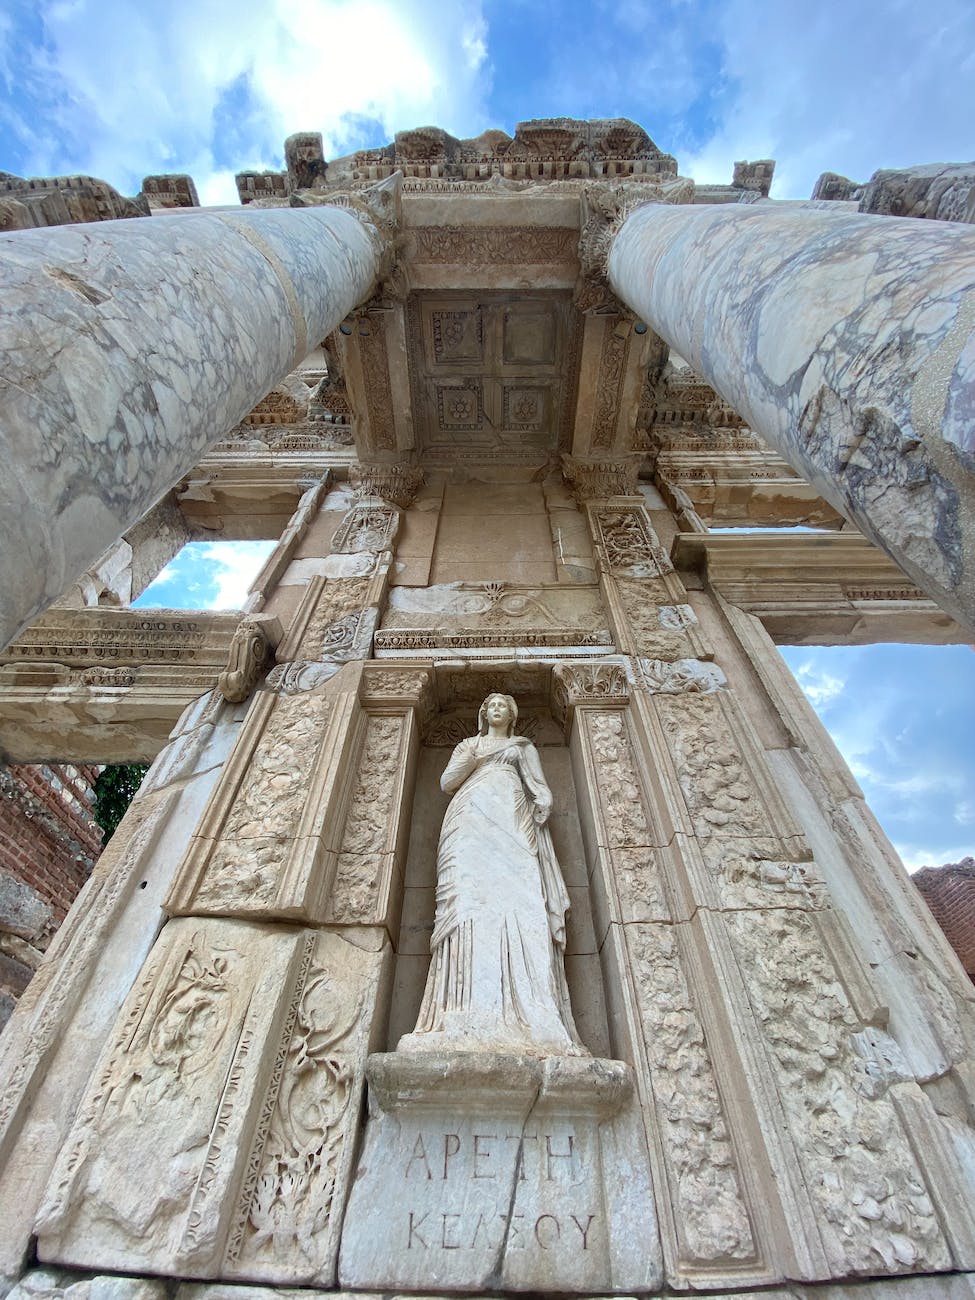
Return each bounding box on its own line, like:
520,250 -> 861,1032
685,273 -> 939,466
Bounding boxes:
0,118 -> 974,1300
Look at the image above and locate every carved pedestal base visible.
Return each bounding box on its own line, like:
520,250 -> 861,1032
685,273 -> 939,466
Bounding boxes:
338,1050 -> 660,1294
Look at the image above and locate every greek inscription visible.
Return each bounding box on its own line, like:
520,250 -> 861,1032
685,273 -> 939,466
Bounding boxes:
402,1210 -> 597,1252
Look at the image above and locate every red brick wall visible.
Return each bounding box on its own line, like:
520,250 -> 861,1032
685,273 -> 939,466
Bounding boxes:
914,859 -> 975,982
1,763 -> 104,1027
0,764 -> 103,926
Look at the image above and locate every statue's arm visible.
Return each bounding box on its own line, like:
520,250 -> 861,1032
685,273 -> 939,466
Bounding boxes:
519,742 -> 553,824
441,738 -> 478,794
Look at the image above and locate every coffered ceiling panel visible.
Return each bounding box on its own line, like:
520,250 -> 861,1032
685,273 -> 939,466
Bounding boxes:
408,290 -> 580,461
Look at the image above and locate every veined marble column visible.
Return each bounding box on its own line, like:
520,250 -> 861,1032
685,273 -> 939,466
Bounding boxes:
608,202 -> 975,633
0,190 -> 394,649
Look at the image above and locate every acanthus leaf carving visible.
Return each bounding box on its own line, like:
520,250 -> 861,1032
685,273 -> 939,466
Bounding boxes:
349,461 -> 424,508
561,453 -> 639,501
552,661 -> 629,729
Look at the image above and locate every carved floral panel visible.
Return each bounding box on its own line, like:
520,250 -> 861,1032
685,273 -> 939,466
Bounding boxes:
654,694 -> 774,842
626,922 -> 756,1266
192,691 -> 333,912
325,715 -> 411,925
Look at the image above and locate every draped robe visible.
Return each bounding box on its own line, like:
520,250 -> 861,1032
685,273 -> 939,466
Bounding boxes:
399,734 -> 584,1057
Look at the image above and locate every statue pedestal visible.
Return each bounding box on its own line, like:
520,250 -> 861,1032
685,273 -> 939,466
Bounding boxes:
338,1050 -> 661,1293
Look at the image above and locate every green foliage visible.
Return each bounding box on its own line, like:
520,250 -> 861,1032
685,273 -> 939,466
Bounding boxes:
93,764 -> 148,844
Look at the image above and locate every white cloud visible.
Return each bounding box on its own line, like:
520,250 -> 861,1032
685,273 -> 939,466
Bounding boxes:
17,0 -> 491,201
682,0 -> 975,196
790,657 -> 846,710
198,540 -> 276,609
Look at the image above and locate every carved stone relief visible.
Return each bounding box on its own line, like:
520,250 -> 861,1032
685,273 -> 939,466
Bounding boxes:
411,226 -> 579,265
355,313 -> 397,451
349,461 -> 424,508
325,714 -> 411,925
582,710 -> 652,849
551,661 -> 629,729
702,841 -> 827,912
654,694 -> 775,842
191,690 -> 333,912
561,453 -> 639,501
330,507 -> 398,555
615,581 -> 704,659
591,507 -> 674,576
591,321 -> 629,450
217,615 -> 275,703
725,907 -> 951,1276
380,582 -> 611,651
36,921 -> 389,1286
637,657 -> 726,695
626,923 -> 756,1265
294,577 -> 374,662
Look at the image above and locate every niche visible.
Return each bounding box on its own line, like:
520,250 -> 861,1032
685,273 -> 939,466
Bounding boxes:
386,687 -> 610,1057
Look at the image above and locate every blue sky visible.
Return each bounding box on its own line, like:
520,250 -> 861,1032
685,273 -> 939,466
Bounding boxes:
2,0 -> 974,203
4,0 -> 974,868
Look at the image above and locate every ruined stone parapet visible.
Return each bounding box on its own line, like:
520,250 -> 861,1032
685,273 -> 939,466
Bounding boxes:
859,161 -> 975,224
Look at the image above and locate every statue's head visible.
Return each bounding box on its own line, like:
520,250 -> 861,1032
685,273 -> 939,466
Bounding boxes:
478,692 -> 518,737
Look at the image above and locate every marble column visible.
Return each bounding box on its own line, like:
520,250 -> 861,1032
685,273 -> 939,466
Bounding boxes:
0,194 -> 392,649
608,202 -> 975,633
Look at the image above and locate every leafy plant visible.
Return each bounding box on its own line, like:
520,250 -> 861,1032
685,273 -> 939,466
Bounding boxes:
93,763 -> 148,844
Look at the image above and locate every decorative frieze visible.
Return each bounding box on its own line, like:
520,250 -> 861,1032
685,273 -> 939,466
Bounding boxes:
3,609 -> 239,668
411,225 -> 578,265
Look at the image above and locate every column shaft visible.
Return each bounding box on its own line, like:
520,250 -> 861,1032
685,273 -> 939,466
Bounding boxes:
0,205 -> 382,648
608,202 -> 975,632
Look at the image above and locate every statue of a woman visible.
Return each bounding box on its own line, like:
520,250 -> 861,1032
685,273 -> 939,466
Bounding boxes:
399,692 -> 585,1057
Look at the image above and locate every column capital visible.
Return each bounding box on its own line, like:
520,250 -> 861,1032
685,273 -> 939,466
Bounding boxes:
561,453 -> 641,502
349,460 -> 425,509
297,172 -> 405,301
576,178 -> 691,313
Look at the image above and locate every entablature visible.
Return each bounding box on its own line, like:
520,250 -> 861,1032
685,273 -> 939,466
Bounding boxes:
672,532 -> 967,645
